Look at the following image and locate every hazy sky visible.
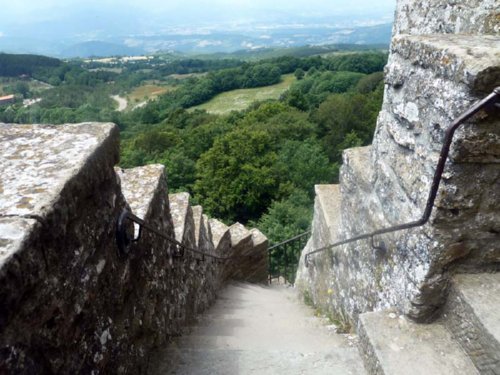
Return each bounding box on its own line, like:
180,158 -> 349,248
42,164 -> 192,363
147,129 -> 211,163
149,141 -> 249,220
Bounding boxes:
0,0 -> 396,25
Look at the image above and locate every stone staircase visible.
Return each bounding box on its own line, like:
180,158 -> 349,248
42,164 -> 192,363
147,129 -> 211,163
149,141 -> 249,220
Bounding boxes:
149,283 -> 366,375
358,273 -> 500,374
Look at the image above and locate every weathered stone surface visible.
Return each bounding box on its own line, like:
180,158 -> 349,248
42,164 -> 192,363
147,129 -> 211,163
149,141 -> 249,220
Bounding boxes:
358,310 -> 478,374
116,164 -> 165,218
192,206 -> 203,249
113,164 -> 181,369
202,214 -> 214,253
229,222 -> 253,249
247,228 -> 269,283
0,122 -> 133,373
0,217 -> 38,269
296,0 -> 500,324
390,34 -> 500,94
191,206 -> 214,254
169,192 -> 196,249
190,206 -> 219,317
227,223 -> 268,284
393,0 -> 500,35
209,218 -> 231,255
225,223 -> 253,280
444,274 -> 500,373
296,185 -> 352,322
169,193 -> 207,323
371,34 -> 500,317
150,283 -> 366,375
0,122 -> 117,218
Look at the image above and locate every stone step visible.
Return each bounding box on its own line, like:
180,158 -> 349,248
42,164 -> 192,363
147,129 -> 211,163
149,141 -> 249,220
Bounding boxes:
444,273 -> 500,374
358,310 -> 478,375
152,348 -> 365,375
116,164 -> 170,237
150,283 -> 365,374
169,192 -> 196,250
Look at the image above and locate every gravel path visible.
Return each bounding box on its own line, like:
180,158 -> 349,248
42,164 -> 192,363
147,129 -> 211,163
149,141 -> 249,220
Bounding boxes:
111,95 -> 127,111
150,283 -> 365,374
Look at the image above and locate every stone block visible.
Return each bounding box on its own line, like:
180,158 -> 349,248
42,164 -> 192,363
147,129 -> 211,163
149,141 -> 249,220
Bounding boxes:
358,310 -> 478,374
209,218 -> 231,255
248,228 -> 269,284
393,0 -> 500,35
0,122 -> 138,373
169,192 -> 196,249
390,34 -> 500,94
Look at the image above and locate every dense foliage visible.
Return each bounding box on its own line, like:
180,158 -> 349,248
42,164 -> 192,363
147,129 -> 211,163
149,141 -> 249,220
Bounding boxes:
0,53 -> 61,77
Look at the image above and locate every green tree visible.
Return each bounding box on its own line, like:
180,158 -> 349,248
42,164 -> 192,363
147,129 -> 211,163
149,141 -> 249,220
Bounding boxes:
276,139 -> 339,197
252,189 -> 312,244
194,128 -> 279,222
294,68 -> 305,80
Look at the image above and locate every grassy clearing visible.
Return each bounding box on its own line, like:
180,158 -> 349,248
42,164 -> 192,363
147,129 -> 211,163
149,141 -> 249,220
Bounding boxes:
126,84 -> 172,104
190,74 -> 296,114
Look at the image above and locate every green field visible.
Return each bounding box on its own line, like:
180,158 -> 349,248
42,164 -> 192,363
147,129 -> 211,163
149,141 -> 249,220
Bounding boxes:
190,74 -> 296,114
126,84 -> 172,103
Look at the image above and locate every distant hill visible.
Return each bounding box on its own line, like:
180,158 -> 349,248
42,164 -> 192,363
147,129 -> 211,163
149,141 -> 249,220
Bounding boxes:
0,53 -> 61,77
0,23 -> 392,58
188,43 -> 388,61
61,41 -> 145,58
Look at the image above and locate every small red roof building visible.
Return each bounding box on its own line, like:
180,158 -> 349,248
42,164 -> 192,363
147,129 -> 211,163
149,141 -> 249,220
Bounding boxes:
0,94 -> 15,105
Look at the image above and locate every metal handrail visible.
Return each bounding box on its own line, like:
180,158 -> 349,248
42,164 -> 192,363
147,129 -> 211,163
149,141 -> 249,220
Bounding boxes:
116,209 -> 258,262
268,230 -> 311,251
304,87 -> 500,267
268,230 -> 311,284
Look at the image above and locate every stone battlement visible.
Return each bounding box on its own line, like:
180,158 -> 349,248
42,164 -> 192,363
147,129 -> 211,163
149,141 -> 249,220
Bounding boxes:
0,122 -> 268,373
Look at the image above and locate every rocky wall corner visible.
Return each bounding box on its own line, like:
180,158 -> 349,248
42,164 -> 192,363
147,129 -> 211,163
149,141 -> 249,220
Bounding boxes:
296,1 -> 500,324
0,122 -> 269,374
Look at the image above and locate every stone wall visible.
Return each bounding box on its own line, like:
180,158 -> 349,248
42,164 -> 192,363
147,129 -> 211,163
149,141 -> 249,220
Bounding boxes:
0,122 -> 268,374
296,1 -> 500,323
394,0 -> 499,35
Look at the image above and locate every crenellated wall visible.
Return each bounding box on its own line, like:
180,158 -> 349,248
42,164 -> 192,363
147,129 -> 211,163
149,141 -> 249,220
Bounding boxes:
0,122 -> 268,374
296,0 -> 500,323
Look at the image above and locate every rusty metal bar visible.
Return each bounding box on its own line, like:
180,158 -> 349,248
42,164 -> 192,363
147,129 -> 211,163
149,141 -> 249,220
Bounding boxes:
268,231 -> 311,250
304,87 -> 500,267
116,209 -> 255,263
